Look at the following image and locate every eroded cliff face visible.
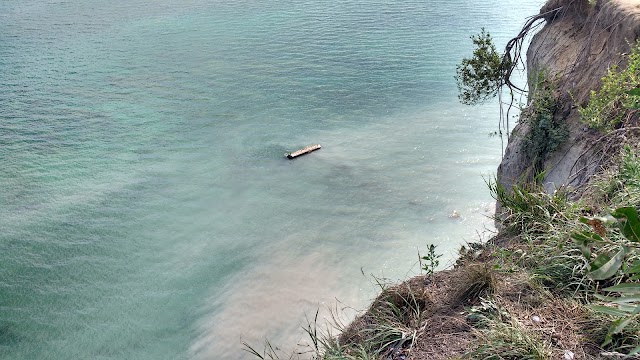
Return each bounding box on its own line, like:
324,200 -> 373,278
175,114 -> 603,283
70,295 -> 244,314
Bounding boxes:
497,0 -> 640,194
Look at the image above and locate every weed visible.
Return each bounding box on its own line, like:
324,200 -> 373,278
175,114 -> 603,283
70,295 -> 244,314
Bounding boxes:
610,145 -> 640,205
242,339 -> 285,360
530,250 -> 590,295
335,280 -> 433,359
585,144 -> 640,215
488,176 -> 595,296
572,206 -> 640,354
421,244 -> 442,279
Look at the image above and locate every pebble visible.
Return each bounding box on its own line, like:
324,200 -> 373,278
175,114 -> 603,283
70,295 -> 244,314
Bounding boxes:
531,315 -> 541,324
564,350 -> 575,360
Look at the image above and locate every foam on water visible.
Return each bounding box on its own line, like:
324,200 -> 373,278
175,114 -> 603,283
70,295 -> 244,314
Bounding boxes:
0,0 -> 543,359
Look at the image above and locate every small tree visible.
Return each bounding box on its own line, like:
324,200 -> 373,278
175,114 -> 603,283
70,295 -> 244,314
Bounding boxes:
454,12 -> 550,139
455,29 -> 503,105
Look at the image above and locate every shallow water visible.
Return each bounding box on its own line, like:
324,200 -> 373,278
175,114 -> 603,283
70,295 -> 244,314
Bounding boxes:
0,0 -> 542,359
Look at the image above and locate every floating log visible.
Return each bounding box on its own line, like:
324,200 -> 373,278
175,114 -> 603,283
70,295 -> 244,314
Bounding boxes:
286,144 -> 321,159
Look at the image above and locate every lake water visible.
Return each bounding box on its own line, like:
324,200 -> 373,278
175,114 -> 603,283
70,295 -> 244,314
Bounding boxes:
0,0 -> 542,359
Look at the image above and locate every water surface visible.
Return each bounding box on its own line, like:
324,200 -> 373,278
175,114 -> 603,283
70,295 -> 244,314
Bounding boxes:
0,1 -> 542,359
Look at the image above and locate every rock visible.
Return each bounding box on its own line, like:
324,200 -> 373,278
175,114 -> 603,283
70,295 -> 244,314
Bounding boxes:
564,350 -> 575,360
531,315 -> 541,324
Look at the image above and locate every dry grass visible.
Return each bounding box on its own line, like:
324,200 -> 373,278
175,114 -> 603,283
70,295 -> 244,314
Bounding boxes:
334,262 -> 608,360
450,264 -> 497,306
495,274 -> 605,358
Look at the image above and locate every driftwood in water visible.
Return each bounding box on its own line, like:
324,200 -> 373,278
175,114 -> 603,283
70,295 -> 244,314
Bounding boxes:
286,144 -> 321,159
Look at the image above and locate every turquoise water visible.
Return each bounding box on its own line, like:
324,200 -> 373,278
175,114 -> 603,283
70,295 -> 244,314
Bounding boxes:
0,0 -> 542,359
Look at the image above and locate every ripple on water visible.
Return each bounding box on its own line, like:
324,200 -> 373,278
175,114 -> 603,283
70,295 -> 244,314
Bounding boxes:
0,0 -> 543,359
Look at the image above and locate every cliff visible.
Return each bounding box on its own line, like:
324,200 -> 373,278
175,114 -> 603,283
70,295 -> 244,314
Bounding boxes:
498,0 -> 640,194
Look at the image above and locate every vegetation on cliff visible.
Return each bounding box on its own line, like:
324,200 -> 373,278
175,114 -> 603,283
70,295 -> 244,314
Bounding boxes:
579,42 -> 640,131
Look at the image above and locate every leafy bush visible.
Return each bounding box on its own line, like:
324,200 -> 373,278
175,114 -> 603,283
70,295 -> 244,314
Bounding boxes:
521,73 -> 567,166
579,42 -> 640,130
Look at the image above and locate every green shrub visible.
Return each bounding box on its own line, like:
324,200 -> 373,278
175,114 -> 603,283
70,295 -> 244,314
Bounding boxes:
521,73 -> 567,166
579,42 -> 640,130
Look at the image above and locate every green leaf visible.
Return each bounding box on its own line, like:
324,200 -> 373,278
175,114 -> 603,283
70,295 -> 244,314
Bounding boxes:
589,247 -> 626,280
571,230 -> 603,243
611,296 -> 640,304
626,260 -> 640,274
580,243 -> 591,259
594,293 -> 617,301
611,207 -> 640,242
590,305 -> 629,317
590,253 -> 611,271
629,343 -> 640,356
572,230 -> 602,258
610,315 -> 637,334
618,304 -> 640,314
603,283 -> 640,294
626,87 -> 640,97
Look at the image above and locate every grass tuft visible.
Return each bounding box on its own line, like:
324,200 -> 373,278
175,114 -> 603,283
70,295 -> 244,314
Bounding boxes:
452,264 -> 496,305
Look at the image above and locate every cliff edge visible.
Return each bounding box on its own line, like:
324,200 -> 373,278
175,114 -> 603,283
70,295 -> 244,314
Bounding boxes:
498,0 -> 640,194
